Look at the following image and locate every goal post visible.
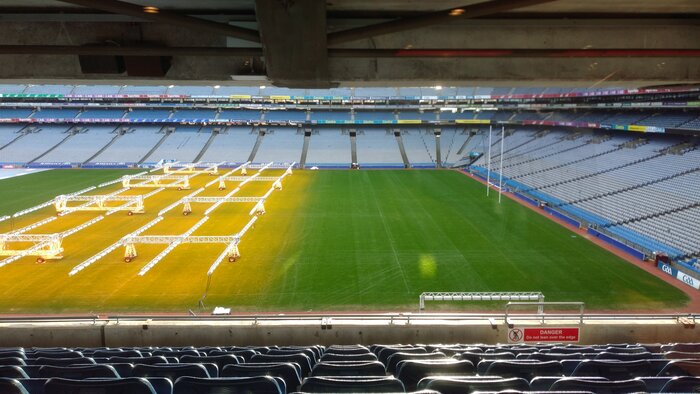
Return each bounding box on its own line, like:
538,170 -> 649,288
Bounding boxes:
419,292 -> 545,313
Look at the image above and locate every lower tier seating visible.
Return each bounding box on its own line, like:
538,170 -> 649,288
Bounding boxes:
0,342 -> 699,393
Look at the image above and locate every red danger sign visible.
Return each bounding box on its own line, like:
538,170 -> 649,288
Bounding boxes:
523,327 -> 580,342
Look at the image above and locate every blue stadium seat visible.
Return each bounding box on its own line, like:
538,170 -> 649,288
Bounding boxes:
180,355 -> 241,372
310,361 -> 385,377
386,352 -> 446,374
44,377 -> 157,394
173,376 -> 284,394
376,347 -> 426,365
0,366 -> 29,379
38,364 -> 120,379
657,359 -> 700,376
300,376 -> 405,393
396,359 -> 475,390
0,378 -> 29,394
251,353 -> 313,376
571,359 -> 653,380
132,363 -> 210,381
320,353 -> 377,362
222,362 -> 302,390
660,376 -> 700,392
485,360 -> 563,380
108,356 -> 169,365
549,377 -> 647,393
30,357 -> 96,366
325,346 -> 371,355
209,349 -> 257,361
0,357 -> 26,366
91,349 -> 144,358
418,376 -> 529,393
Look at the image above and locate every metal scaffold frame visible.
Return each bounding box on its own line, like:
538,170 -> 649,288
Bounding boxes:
163,161 -> 225,175
122,174 -> 191,190
54,194 -> 145,214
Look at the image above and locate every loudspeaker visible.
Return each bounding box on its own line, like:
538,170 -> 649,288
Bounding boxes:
78,55 -> 125,74
124,56 -> 172,77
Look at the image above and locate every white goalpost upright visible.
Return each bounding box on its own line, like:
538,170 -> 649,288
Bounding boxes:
486,125 -> 493,196
499,125 -> 505,204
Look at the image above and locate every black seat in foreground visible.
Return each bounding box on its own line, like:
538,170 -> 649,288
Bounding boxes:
661,376 -> 700,392
180,355 -> 241,373
38,364 -> 120,379
29,357 -> 95,366
0,378 -> 29,394
91,349 -> 144,358
173,376 -> 284,394
107,356 -> 169,365
300,376 -> 405,393
251,353 -> 313,377
386,352 -> 446,374
311,361 -> 386,377
572,359 -> 653,380
132,363 -> 210,381
44,377 -> 157,394
0,357 -> 26,366
326,346 -> 370,355
550,377 -> 647,393
0,366 -> 29,379
419,376 -> 529,394
658,359 -> 700,376
320,352 -> 377,362
222,362 -> 302,391
396,359 -> 475,391
485,360 -> 563,380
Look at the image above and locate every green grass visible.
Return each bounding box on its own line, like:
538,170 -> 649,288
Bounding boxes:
0,169 -> 140,216
0,169 -> 689,313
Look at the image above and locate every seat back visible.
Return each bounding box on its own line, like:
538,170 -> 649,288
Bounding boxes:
0,378 -> 29,394
311,361 -> 386,377
485,360 -> 563,380
376,347 -> 426,365
386,351 -> 446,374
658,359 -> 700,376
108,356 -> 168,365
0,366 -> 28,379
550,377 -> 647,393
251,353 -> 312,376
422,376 -> 529,394
132,363 -> 210,381
30,357 -> 95,367
572,359 -> 653,380
300,376 -> 405,393
320,353 -> 377,362
661,376 -> 700,393
173,376 -> 283,394
0,357 -> 26,366
44,377 -> 157,394
396,359 -> 475,391
38,364 -> 120,379
222,362 -> 302,391
180,355 -> 241,373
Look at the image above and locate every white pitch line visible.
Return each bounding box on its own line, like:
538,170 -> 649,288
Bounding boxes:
68,216 -> 164,276
7,216 -> 58,235
137,216 -> 209,276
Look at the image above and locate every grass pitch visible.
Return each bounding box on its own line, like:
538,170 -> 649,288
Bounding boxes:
0,169 -> 688,313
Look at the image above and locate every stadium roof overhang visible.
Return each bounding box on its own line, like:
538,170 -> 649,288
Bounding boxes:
0,0 -> 699,88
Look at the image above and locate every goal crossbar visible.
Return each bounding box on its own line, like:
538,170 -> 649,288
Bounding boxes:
419,291 -> 544,311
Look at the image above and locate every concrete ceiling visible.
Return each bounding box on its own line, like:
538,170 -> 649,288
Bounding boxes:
0,0 -> 698,88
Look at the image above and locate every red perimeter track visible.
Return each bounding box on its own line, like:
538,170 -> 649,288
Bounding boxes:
0,170 -> 697,318
459,170 -> 700,314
